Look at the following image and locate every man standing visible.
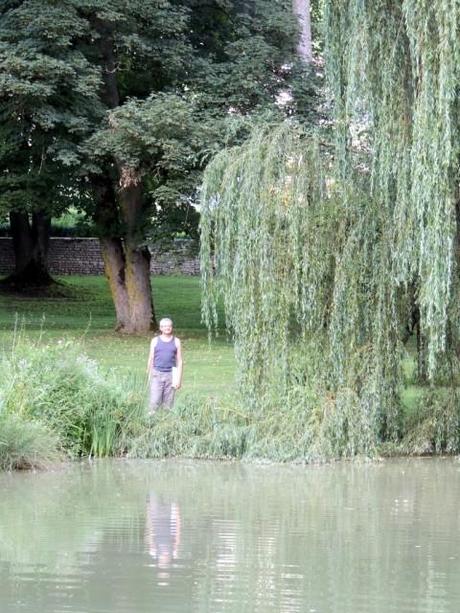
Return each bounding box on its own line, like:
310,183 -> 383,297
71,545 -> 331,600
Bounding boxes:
147,317 -> 183,412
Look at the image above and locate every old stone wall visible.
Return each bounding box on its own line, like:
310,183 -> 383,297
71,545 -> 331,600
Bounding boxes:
0,237 -> 200,276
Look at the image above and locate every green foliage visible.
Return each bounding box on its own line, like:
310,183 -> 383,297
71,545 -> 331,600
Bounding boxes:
200,3 -> 460,457
402,385 -> 460,455
85,92 -> 219,240
50,208 -> 96,237
1,0 -> 313,235
188,0 -> 300,112
324,0 -> 460,376
0,336 -> 145,460
128,385 -> 381,462
200,124 -> 405,457
83,0 -> 311,237
0,0 -> 102,215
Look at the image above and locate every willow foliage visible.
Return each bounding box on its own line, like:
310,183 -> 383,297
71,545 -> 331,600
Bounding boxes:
201,127 -> 328,380
324,0 -> 460,376
200,1 -> 460,458
200,125 -> 404,456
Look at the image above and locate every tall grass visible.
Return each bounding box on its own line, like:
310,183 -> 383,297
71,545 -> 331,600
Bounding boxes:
0,414 -> 59,470
126,384 -> 380,463
1,332 -> 375,469
128,379 -> 460,463
0,335 -> 147,469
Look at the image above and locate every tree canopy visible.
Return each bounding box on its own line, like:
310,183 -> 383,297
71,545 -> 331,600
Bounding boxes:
0,0 -> 103,284
0,0 -> 312,329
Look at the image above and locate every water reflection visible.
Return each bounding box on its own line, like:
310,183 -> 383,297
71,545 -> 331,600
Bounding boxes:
145,492 -> 181,582
0,459 -> 459,612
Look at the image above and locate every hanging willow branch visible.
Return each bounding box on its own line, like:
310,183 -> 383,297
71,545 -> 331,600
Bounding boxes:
201,126 -> 329,389
324,0 -> 460,376
200,124 -> 403,450
199,2 -> 460,456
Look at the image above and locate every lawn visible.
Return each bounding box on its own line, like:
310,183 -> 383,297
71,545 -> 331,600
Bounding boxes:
0,276 -> 236,400
0,274 -> 422,409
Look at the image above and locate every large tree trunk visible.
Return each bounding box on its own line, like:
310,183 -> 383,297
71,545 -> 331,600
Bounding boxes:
123,244 -> 155,333
100,236 -> 131,331
118,168 -> 156,333
93,172 -> 156,333
91,18 -> 156,334
2,210 -> 54,288
293,0 -> 312,63
93,175 -> 131,330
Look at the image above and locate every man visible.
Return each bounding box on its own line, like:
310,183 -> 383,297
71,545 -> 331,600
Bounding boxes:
147,317 -> 183,412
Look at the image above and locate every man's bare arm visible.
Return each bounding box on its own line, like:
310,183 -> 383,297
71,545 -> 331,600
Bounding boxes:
146,338 -> 157,377
175,338 -> 183,389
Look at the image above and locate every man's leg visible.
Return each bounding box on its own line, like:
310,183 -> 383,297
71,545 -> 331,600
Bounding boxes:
163,372 -> 176,409
149,372 -> 164,414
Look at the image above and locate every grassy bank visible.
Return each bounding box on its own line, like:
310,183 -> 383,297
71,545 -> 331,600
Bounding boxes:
0,275 -> 237,469
0,276 -> 458,469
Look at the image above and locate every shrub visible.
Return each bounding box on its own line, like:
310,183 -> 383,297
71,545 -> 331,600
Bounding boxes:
402,387 -> 460,455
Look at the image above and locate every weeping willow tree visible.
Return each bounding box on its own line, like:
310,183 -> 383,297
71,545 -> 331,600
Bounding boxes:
323,0 -> 460,451
201,125 -> 403,457
200,2 -> 460,457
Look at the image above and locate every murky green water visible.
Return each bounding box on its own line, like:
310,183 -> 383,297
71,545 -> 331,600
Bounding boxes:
1,458 -> 459,612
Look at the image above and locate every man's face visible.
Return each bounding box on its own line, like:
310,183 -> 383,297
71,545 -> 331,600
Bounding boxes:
160,321 -> 173,335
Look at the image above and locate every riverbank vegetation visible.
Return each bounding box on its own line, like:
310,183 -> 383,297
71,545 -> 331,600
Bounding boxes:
0,276 -> 458,471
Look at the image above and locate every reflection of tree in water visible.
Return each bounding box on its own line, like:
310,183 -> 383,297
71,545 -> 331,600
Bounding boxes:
145,493 -> 181,573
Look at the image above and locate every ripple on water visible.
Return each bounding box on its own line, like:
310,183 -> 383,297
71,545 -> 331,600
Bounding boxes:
0,459 -> 459,612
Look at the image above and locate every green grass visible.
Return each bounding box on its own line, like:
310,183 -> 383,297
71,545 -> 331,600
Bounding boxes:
0,276 -> 215,330
0,276 -> 236,400
0,414 -> 59,470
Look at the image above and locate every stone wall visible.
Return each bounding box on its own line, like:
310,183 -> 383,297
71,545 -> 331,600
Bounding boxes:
0,237 -> 200,276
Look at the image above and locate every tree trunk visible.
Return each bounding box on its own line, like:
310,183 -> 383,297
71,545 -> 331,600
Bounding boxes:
92,175 -> 130,331
99,236 -> 131,331
91,18 -> 156,334
293,0 -> 312,64
93,171 -> 155,333
2,210 -> 54,288
118,168 -> 156,333
124,243 -> 155,333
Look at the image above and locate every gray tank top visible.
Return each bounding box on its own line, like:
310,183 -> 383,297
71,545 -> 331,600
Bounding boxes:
153,336 -> 177,372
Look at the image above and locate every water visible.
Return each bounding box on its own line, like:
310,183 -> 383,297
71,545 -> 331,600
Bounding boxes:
1,458 -> 459,613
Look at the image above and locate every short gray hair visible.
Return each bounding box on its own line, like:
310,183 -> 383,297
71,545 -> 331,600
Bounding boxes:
159,317 -> 173,327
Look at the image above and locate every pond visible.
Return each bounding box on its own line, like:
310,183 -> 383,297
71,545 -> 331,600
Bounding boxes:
0,458 -> 459,612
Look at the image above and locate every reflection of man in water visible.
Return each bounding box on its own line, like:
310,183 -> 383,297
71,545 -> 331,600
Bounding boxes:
145,493 -> 181,570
